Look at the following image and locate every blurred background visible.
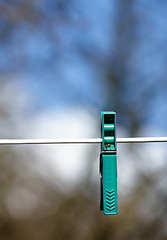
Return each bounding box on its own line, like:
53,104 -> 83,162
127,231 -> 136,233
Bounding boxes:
0,0 -> 167,239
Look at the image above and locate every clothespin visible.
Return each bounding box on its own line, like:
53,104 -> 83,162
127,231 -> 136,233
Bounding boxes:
100,111 -> 118,215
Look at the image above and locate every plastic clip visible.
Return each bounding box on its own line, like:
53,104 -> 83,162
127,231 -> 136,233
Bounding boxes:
100,111 -> 118,215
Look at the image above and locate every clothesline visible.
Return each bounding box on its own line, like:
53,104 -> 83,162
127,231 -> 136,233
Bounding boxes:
0,137 -> 167,145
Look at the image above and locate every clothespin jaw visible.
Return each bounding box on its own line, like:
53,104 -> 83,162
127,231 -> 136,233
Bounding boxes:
100,111 -> 118,215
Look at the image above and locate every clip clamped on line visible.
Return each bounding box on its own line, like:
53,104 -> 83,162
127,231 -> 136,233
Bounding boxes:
100,111 -> 118,215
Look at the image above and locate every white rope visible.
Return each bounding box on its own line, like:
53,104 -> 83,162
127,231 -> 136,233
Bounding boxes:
0,137 -> 167,145
0,138 -> 102,145
117,137 -> 167,143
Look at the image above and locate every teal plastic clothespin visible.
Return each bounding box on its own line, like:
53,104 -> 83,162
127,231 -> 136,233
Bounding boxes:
100,111 -> 118,215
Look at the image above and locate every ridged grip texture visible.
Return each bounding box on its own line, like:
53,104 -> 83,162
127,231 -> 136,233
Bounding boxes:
105,189 -> 115,211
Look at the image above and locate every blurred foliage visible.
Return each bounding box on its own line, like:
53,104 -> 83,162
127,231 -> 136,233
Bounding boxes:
0,0 -> 167,240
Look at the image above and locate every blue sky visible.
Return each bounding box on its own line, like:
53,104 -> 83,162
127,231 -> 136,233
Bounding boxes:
0,0 -> 113,108
0,0 -> 167,131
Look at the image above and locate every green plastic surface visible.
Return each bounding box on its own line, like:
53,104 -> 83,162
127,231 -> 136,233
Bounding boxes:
101,111 -> 116,151
101,111 -> 118,215
102,154 -> 117,214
